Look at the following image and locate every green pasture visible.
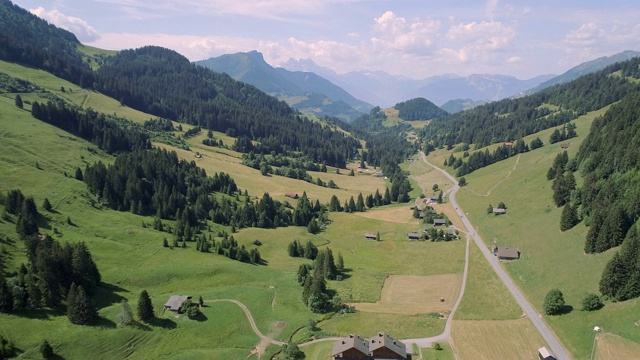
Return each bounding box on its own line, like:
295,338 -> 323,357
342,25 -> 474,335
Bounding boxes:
454,107 -> 640,359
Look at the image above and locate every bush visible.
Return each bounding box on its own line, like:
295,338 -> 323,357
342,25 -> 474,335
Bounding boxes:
581,293 -> 603,311
543,289 -> 566,315
40,339 -> 54,358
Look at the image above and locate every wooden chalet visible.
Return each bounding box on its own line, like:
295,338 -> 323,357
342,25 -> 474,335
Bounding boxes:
492,208 -> 506,215
433,219 -> 447,226
365,233 -> 377,240
284,193 -> 299,199
538,347 -> 556,360
369,333 -> 407,360
560,143 -> 570,149
331,334 -> 370,360
496,246 -> 520,260
407,232 -> 421,241
163,295 -> 192,313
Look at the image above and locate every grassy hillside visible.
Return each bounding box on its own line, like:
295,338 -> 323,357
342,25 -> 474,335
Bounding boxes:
447,107 -> 640,359
0,61 -> 459,359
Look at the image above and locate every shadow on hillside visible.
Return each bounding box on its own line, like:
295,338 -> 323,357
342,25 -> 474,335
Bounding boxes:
47,354 -> 66,360
94,316 -> 117,329
191,312 -> 208,322
94,283 -> 128,309
12,307 -> 60,320
36,213 -> 52,231
130,321 -> 152,332
152,317 -> 177,329
337,268 -> 352,280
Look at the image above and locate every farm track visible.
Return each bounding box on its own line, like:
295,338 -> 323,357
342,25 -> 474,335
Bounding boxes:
418,151 -> 572,360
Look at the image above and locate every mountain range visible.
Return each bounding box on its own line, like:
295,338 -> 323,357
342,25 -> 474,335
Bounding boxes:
196,51 -> 372,122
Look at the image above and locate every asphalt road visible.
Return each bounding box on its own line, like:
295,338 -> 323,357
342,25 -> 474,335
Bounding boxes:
419,151 -> 572,360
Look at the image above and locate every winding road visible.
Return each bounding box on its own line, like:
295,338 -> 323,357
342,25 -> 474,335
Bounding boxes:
418,151 -> 571,360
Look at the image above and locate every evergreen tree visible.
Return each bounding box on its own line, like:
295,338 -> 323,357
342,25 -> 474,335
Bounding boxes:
15,94 -> 23,109
356,193 -> 365,212
307,219 -> 320,234
40,339 -> 54,359
323,248 -> 337,280
137,290 -> 154,323
67,284 -> 97,325
118,300 -> 133,325
336,252 -> 344,271
297,264 -> 310,285
42,198 -> 52,211
560,203 -> 579,231
348,196 -> 357,212
0,279 -> 13,313
328,195 -> 342,212
383,188 -> 391,205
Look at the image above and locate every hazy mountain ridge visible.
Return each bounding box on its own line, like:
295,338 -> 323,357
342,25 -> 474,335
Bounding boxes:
280,58 -> 555,107
197,51 -> 372,121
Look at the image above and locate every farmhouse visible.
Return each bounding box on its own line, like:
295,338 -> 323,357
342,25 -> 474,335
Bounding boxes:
496,246 -> 520,260
284,193 -> 299,199
424,194 -> 440,204
433,219 -> 447,226
331,334 -> 370,360
443,228 -> 457,239
163,295 -> 192,313
365,233 -> 377,240
492,208 -> 506,215
331,333 -> 408,360
407,232 -> 421,241
369,332 -> 407,360
538,346 -> 556,360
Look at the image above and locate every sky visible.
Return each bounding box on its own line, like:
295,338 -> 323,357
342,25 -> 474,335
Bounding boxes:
12,0 -> 640,80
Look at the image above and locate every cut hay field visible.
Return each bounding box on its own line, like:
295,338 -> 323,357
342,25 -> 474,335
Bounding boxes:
351,274 -> 462,314
451,318 -> 546,360
453,107 -> 640,359
594,332 -> 640,360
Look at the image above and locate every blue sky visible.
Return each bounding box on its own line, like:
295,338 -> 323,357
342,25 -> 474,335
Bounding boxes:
12,0 -> 640,79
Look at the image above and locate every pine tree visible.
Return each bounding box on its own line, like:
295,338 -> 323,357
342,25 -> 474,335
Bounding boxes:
560,203 -> 579,231
323,248 -> 337,280
40,339 -> 54,359
348,196 -> 357,212
118,300 -> 133,325
137,290 -> 154,323
336,252 -> 344,271
356,193 -> 365,212
42,198 -> 52,212
67,284 -> 97,325
383,188 -> 391,205
14,95 -> 23,109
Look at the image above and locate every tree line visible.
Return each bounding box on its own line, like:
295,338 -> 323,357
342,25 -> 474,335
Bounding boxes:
394,97 -> 448,120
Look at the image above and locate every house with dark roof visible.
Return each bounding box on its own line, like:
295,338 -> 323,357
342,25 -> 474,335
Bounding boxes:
331,334 -> 370,360
369,332 -> 407,360
164,295 -> 192,313
407,232 -> 421,241
433,219 -> 447,226
285,193 -> 299,199
496,246 -> 520,260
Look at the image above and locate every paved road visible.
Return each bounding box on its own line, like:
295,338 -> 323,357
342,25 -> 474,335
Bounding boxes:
418,151 -> 572,360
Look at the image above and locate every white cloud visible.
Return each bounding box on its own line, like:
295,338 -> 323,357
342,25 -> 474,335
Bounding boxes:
30,7 -> 101,42
507,56 -> 522,63
370,11 -> 441,55
447,21 -> 515,51
563,22 -> 604,47
486,0 -> 498,20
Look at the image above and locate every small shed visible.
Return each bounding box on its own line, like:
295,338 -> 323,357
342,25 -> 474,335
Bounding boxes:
407,232 -> 421,241
492,208 -> 506,215
365,233 -> 377,240
505,142 -> 513,146
433,219 -> 447,226
538,346 -> 556,360
374,172 -> 384,177
284,193 -> 299,199
496,246 -> 520,260
164,295 -> 192,313
560,143 -> 570,149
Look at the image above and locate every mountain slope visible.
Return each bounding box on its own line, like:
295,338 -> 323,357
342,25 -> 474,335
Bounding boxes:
196,51 -> 371,121
526,50 -> 640,94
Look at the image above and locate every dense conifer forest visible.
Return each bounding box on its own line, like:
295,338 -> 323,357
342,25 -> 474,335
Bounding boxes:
394,97 -> 448,120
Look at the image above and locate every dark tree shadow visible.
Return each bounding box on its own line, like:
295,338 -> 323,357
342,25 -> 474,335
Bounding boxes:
556,304 -> 574,315
48,354 -> 66,360
93,316 -> 117,329
190,312 -> 208,322
12,308 -> 58,320
37,213 -> 52,230
337,268 -> 352,280
93,283 -> 128,309
130,321 -> 152,331
151,317 -> 177,329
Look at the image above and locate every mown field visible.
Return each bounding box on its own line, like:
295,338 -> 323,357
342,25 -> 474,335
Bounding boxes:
450,107 -> 640,359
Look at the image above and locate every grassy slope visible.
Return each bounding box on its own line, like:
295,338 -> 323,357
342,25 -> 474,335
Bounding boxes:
0,62 -> 467,359
452,107 -> 640,359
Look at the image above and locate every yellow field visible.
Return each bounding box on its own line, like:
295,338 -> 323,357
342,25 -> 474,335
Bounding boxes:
351,274 -> 462,315
595,333 -> 640,360
353,205 -> 419,224
451,318 -> 547,360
